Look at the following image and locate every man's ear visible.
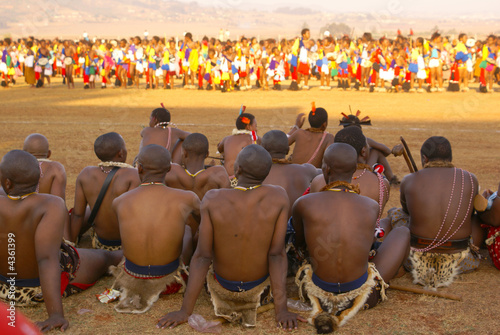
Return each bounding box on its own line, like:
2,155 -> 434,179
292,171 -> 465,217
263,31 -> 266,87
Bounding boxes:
360,145 -> 369,160
3,178 -> 13,193
117,149 -> 126,160
421,155 -> 429,166
137,164 -> 143,175
166,164 -> 172,174
46,150 -> 52,159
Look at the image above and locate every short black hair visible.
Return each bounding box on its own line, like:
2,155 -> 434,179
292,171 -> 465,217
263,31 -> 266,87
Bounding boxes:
334,126 -> 366,156
182,133 -> 209,156
0,150 -> 40,188
185,32 -> 193,41
151,108 -> 171,123
262,130 -> 288,156
301,28 -> 310,37
94,132 -> 125,161
308,108 -> 328,128
421,136 -> 452,162
236,113 -> 255,130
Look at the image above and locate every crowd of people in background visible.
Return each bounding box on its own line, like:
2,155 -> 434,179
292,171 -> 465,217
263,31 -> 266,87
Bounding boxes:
1,29 -> 499,93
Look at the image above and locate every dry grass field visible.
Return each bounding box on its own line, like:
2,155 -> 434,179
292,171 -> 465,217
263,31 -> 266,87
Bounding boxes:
1,77 -> 499,334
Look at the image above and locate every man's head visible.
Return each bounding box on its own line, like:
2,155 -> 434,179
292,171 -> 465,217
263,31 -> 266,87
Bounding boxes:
234,144 -> 272,181
308,107 -> 328,129
182,133 -> 209,159
262,130 -> 289,158
136,144 -> 171,180
94,132 -> 127,162
301,29 -> 310,40
0,150 -> 40,193
334,126 -> 367,159
150,107 -> 171,127
322,143 -> 358,184
236,113 -> 257,131
23,133 -> 51,158
420,136 -> 452,165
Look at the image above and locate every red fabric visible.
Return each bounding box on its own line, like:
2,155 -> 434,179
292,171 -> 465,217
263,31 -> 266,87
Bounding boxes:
83,73 -> 89,84
297,62 -> 310,75
484,225 -> 500,270
302,187 -> 311,196
479,68 -> 486,86
161,272 -> 188,295
356,64 -> 362,81
60,272 -> 70,296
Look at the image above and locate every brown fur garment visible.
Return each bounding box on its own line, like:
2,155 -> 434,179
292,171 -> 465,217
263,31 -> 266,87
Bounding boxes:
206,266 -> 272,327
109,260 -> 187,314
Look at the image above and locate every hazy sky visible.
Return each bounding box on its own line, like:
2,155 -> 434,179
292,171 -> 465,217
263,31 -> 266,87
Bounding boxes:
183,0 -> 500,17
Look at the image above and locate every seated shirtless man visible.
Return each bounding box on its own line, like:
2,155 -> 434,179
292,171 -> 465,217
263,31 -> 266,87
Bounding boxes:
165,133 -> 230,239
287,105 -> 335,168
23,133 -> 67,200
397,136 -> 480,290
139,107 -> 190,164
340,113 -> 403,184
292,143 -> 409,333
0,150 -> 121,332
157,145 -> 304,330
165,133 -> 230,200
310,127 -> 390,213
69,132 -> 140,250
262,130 -> 319,217
217,112 -> 261,187
111,145 -> 199,314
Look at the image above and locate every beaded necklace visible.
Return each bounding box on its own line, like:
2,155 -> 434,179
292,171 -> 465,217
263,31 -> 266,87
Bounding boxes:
185,169 -> 205,177
7,192 -> 37,200
155,122 -> 170,129
305,128 -> 325,133
98,161 -> 134,174
140,182 -> 165,187
234,185 -> 262,191
320,181 -> 360,194
353,163 -> 371,180
272,158 -> 291,165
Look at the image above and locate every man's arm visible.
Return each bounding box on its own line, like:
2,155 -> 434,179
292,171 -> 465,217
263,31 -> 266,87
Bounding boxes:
175,129 -> 191,141
478,182 -> 500,226
367,137 -> 391,156
157,194 -> 214,329
287,113 -> 306,143
50,163 -> 67,200
69,173 -> 88,242
35,197 -> 69,332
269,192 -> 304,330
217,137 -> 226,154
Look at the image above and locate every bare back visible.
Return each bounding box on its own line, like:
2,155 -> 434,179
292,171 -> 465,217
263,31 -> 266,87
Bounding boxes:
113,185 -> 199,266
294,192 -> 379,283
289,130 -> 334,168
401,167 -> 478,242
165,164 -> 230,200
37,160 -> 67,200
205,186 -> 288,281
263,163 -> 318,216
218,134 -> 257,177
73,167 -> 140,240
0,194 -> 66,279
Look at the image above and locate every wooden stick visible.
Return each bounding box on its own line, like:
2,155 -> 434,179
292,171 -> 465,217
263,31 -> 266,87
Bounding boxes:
400,136 -> 418,173
208,156 -> 223,161
213,303 -> 275,324
390,284 -> 462,301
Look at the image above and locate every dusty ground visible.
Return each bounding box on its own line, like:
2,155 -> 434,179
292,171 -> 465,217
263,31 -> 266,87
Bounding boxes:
0,77 -> 499,334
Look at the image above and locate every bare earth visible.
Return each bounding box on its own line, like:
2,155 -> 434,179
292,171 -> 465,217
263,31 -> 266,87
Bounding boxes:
0,77 -> 499,334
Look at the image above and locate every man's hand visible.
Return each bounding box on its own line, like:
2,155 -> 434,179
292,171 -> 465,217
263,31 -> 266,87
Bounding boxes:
36,315 -> 69,333
392,144 -> 404,157
483,189 -> 494,198
295,113 -> 306,129
276,310 -> 306,331
156,310 -> 189,329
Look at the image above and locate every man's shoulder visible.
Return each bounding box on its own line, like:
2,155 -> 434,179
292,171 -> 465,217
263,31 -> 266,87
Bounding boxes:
45,160 -> 66,173
77,166 -> 99,179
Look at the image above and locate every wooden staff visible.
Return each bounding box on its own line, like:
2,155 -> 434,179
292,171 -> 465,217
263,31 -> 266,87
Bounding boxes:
390,284 -> 462,301
213,303 -> 275,324
400,136 -> 418,173
208,156 -> 223,161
